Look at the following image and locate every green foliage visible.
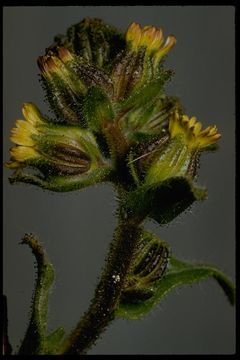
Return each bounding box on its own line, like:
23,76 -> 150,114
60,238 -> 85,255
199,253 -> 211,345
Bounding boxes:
117,255 -> 235,320
83,86 -> 114,132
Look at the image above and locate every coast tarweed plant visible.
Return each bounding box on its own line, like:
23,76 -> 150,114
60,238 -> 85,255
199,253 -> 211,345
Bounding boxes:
4,18 -> 235,355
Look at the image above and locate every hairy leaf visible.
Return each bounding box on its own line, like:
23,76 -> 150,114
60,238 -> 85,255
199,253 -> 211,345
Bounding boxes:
117,256 -> 235,320
18,234 -> 55,354
123,176 -> 207,224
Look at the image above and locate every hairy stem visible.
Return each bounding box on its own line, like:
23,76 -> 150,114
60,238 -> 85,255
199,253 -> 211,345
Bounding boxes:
60,188 -> 142,355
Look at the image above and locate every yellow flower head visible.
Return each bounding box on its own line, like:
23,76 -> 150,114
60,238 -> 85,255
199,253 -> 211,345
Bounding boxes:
126,22 -> 176,64
169,111 -> 221,149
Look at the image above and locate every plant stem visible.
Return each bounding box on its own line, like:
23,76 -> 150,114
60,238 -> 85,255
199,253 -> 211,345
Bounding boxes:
60,188 -> 142,355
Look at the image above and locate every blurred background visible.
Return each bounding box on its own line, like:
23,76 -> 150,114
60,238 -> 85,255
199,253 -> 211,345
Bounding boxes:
3,6 -> 235,354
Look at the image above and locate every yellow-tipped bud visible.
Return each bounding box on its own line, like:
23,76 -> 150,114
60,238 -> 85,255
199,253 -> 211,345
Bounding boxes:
126,22 -> 176,64
154,35 -> 177,65
37,47 -> 74,81
140,26 -> 163,51
126,22 -> 142,50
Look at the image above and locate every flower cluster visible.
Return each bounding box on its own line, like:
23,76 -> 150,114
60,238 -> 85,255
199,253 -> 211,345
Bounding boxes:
6,18 -> 220,210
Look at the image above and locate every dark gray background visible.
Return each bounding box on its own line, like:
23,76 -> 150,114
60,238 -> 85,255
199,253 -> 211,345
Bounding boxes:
3,6 -> 235,355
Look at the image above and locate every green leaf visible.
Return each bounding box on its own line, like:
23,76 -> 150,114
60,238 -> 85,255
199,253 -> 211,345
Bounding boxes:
119,80 -> 163,113
117,256 -> 235,320
83,86 -> 114,132
18,234 -> 55,355
123,176 -> 207,224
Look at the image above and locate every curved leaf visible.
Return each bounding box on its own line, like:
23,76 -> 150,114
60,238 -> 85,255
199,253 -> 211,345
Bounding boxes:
18,234 -> 55,354
117,256 -> 235,320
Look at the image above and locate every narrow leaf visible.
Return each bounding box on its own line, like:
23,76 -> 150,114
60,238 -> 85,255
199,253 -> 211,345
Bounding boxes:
18,234 -> 55,355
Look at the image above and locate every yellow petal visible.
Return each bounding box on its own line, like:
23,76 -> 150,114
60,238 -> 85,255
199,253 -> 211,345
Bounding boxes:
154,35 -> 176,65
126,22 -> 142,50
10,120 -> 37,146
10,146 -> 39,162
169,111 -> 221,149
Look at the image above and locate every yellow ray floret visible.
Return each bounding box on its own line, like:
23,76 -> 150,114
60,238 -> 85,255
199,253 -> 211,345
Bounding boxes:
10,120 -> 37,146
169,111 -> 221,149
10,103 -> 43,147
126,22 -> 176,61
6,146 -> 39,168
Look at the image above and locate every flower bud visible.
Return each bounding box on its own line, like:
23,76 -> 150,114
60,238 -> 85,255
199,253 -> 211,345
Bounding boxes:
144,110 -> 221,186
6,103 -> 109,189
126,22 -> 176,62
38,47 -> 86,125
121,231 -> 169,303
38,46 -> 114,125
54,17 -> 125,69
111,22 -> 175,100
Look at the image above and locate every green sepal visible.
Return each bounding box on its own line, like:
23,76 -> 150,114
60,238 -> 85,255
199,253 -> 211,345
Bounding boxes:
123,176 -> 207,225
18,234 -> 55,355
119,80 -> 163,113
83,86 -> 114,132
117,256 -> 235,320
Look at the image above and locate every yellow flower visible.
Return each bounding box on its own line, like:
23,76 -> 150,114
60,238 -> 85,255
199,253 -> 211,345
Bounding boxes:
169,111 -> 221,149
126,22 -> 176,65
6,101 -> 106,176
